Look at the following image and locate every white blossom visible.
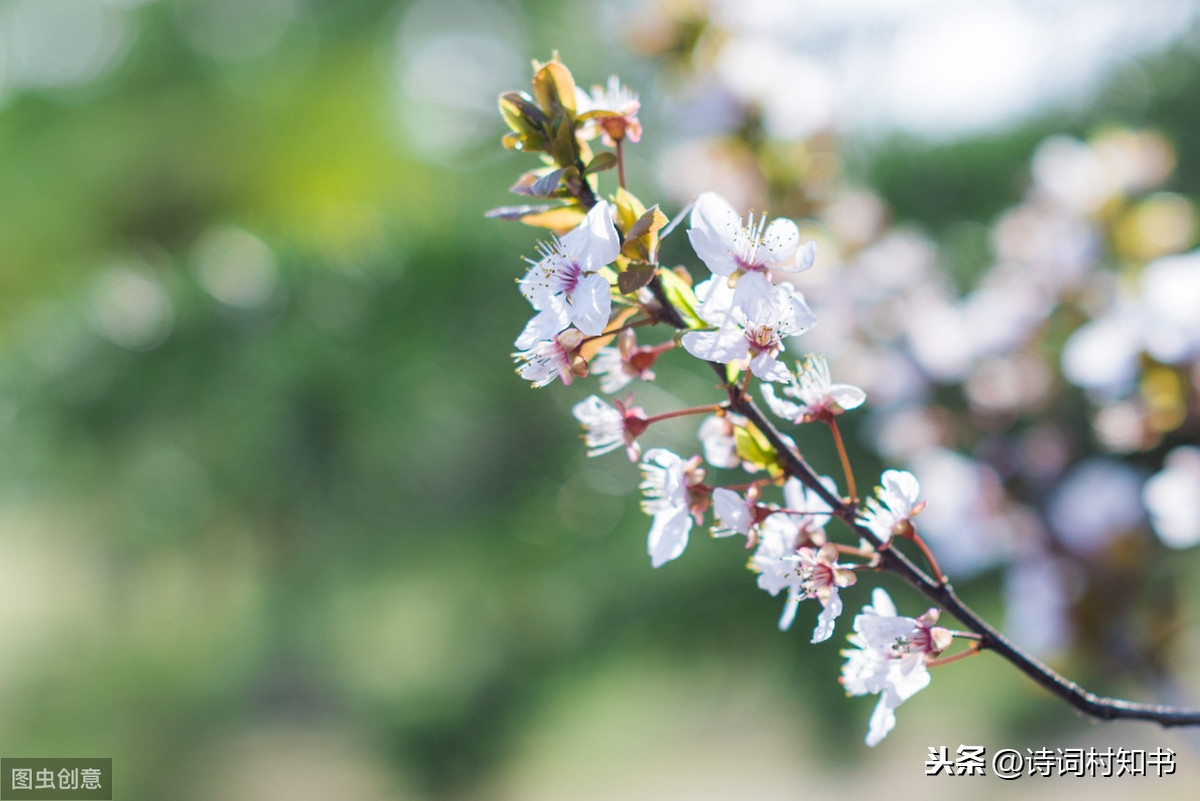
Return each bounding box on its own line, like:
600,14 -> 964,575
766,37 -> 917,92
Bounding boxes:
762,354 -> 866,424
571,395 -> 647,461
513,328 -> 584,388
575,76 -> 642,145
682,272 -> 816,382
1144,446 -> 1200,549
841,588 -> 950,746
711,487 -> 758,540
687,191 -> 816,278
590,329 -> 658,394
779,543 -> 857,642
516,202 -> 620,347
858,470 -> 923,544
640,449 -> 703,568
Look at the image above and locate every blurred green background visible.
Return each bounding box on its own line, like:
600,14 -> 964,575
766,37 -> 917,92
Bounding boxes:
2,1 -> 1200,799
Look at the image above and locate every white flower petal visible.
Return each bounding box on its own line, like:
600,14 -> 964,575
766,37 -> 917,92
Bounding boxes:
828,383 -> 867,411
698,415 -> 739,469
569,272 -> 612,335
571,395 -> 624,457
514,304 -> 568,349
881,469 -> 921,508
648,508 -> 692,567
865,696 -> 897,747
812,590 -> 842,643
564,201 -> 621,269
886,659 -> 932,704
712,487 -> 751,537
682,325 -> 748,365
694,275 -> 737,324
779,591 -> 801,631
762,382 -> 805,421
869,587 -> 897,619
688,192 -> 743,276
794,240 -> 817,272
762,217 -> 800,267
749,350 -> 791,383
858,615 -> 919,651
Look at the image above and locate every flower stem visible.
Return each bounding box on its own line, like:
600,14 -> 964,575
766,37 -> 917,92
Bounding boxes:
643,404 -> 724,426
581,317 -> 655,343
826,417 -> 857,503
910,531 -> 946,585
926,644 -> 981,669
616,139 -> 626,189
833,544 -> 877,561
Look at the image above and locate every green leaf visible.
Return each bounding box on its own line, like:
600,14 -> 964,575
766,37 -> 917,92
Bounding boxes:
734,423 -> 781,475
583,152 -> 618,175
656,268 -> 704,329
549,117 -> 578,167
613,186 -> 646,235
498,92 -> 547,134
531,57 -> 578,118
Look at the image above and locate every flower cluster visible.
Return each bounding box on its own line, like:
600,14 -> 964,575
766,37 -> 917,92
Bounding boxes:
493,56 -> 992,748
842,589 -> 952,746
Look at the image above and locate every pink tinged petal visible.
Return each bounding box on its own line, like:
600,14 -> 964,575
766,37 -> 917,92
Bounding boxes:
812,590 -> 842,643
648,508 -> 692,567
762,217 -> 801,267
568,272 -> 613,335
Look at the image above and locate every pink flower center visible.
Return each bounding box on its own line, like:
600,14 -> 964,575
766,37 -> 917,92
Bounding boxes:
799,562 -> 835,596
891,624 -> 938,656
745,324 -> 780,355
732,213 -> 770,271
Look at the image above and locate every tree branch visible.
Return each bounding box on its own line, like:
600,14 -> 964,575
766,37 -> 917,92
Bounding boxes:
716,362 -> 1200,727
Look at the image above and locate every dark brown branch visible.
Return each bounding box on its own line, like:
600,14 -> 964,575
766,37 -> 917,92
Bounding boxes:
717,365 -> 1200,727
